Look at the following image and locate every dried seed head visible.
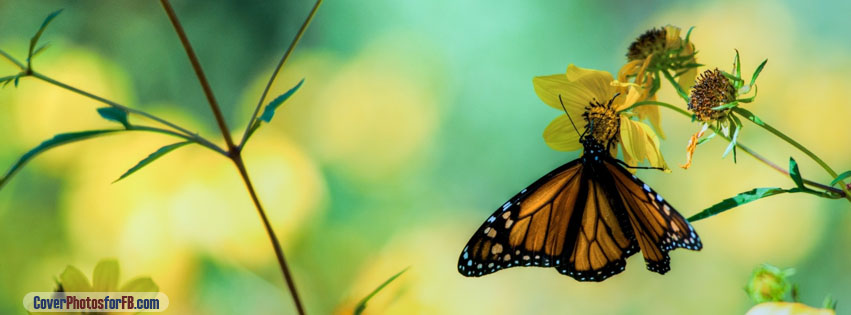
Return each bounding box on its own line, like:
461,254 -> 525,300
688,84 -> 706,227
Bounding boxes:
627,27 -> 667,61
583,97 -> 620,144
688,68 -> 736,122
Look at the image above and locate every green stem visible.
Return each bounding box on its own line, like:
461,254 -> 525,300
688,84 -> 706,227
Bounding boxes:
0,48 -> 226,155
733,107 -> 851,202
629,101 -> 846,198
661,69 -> 689,102
159,1 -> 307,313
238,0 -> 323,150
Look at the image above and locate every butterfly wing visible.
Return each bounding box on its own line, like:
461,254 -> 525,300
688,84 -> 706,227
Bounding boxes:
554,166 -> 640,282
604,160 -> 702,274
458,160 -> 585,277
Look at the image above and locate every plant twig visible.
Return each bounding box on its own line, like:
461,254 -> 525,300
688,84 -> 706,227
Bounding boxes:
238,0 -> 323,150
628,101 -> 845,198
159,1 -> 307,313
159,0 -> 235,151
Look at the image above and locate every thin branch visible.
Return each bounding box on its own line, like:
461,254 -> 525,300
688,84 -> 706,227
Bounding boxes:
629,101 -> 845,197
238,0 -> 323,150
232,154 -> 307,315
159,0 -> 236,151
29,71 -> 227,156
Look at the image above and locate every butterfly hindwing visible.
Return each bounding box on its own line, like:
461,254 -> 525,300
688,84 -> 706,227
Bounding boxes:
458,160 -> 584,277
555,164 -> 640,282
604,160 -> 702,275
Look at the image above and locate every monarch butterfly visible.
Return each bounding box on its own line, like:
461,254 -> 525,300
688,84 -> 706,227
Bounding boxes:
457,96 -> 701,282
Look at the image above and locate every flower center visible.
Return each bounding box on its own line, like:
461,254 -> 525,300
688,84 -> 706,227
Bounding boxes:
627,27 -> 667,61
688,68 -> 736,122
583,96 -> 620,144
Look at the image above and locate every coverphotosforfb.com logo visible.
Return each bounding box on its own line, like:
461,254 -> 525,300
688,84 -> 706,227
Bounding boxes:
23,292 -> 169,313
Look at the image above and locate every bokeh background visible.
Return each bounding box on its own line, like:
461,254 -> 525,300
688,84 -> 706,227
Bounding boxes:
1,0 -> 850,314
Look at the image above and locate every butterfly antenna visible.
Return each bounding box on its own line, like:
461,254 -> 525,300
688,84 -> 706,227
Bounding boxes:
558,94 -> 582,137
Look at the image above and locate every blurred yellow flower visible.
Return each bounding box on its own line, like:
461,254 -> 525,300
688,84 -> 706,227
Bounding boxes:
745,302 -> 835,315
533,64 -> 668,170
619,25 -> 698,138
58,258 -> 158,292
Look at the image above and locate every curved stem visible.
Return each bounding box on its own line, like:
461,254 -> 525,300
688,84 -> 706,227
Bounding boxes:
733,108 -> 851,202
238,0 -> 323,150
630,101 -> 845,198
159,1 -> 307,313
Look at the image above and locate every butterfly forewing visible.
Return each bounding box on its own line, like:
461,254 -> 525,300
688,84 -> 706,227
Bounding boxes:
458,161 -> 584,276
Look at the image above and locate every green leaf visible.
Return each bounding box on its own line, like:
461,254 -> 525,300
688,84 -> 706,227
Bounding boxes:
29,9 -> 63,63
823,295 -> 838,310
661,70 -> 689,101
734,49 -> 742,79
722,122 -> 740,159
711,101 -> 738,111
750,59 -> 768,87
97,107 -> 130,129
0,129 -> 123,190
789,157 -> 804,189
736,85 -> 758,103
32,43 -> 51,58
684,26 -> 695,44
696,132 -> 716,145
831,171 -> 851,186
354,267 -> 409,315
259,78 -> 304,123
114,141 -> 190,183
688,187 -> 788,222
733,107 -> 765,126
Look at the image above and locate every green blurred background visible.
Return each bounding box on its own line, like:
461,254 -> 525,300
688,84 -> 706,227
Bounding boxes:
1,0 -> 850,314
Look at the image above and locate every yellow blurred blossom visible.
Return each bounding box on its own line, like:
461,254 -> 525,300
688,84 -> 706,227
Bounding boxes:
746,302 -> 835,315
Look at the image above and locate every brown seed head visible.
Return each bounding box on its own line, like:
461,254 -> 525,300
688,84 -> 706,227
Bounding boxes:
688,68 -> 736,122
627,27 -> 667,61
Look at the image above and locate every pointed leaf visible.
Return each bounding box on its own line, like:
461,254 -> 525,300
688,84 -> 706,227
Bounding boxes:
92,259 -> 120,292
684,26 -> 695,44
733,107 -> 765,126
354,267 -> 409,315
29,9 -> 63,61
711,101 -> 739,111
688,187 -> 789,222
750,59 -> 768,86
97,107 -> 130,129
0,129 -> 124,190
734,49 -> 742,79
722,123 -> 740,159
259,78 -> 304,123
114,141 -> 190,183
831,171 -> 851,186
789,157 -> 804,188
737,85 -> 758,103
32,43 -> 51,58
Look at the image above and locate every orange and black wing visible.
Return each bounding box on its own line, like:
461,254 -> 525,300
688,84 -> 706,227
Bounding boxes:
604,160 -> 702,274
458,160 -> 585,277
554,166 -> 640,281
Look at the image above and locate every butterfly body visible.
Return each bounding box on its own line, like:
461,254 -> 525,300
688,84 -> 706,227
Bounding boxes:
458,136 -> 701,281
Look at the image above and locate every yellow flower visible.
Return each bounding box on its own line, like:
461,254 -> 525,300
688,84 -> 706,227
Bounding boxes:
618,25 -> 699,139
58,259 -> 158,292
745,302 -> 835,315
533,64 -> 668,170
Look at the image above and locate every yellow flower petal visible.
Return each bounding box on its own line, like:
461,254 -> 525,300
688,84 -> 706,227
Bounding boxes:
92,259 -> 120,292
664,25 -> 682,49
60,265 -> 93,292
120,277 -> 159,292
745,302 -> 835,315
618,117 -> 668,170
632,103 -> 666,139
565,64 -> 616,103
543,115 -> 584,152
533,73 -> 576,112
